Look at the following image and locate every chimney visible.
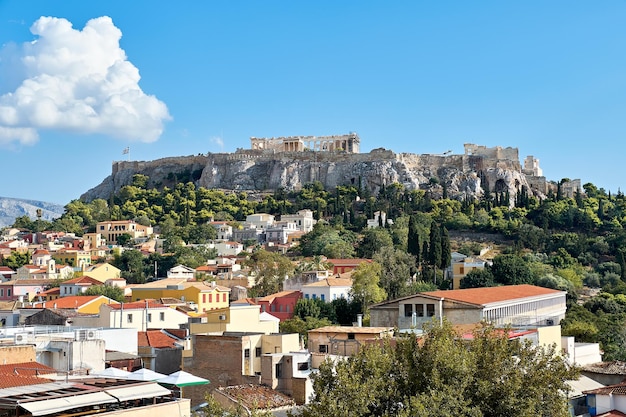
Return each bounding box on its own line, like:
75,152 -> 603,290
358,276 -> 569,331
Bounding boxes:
357,314 -> 363,327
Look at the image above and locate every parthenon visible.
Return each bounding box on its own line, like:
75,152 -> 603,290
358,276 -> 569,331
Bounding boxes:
250,133 -> 360,153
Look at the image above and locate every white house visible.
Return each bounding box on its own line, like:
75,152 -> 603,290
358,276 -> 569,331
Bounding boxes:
72,301 -> 190,331
367,211 -> 388,228
583,381 -> 626,416
167,264 -> 196,279
302,277 -> 352,302
280,209 -> 317,233
370,284 -> 567,329
213,241 -> 244,256
211,222 -> 233,241
245,213 -> 275,231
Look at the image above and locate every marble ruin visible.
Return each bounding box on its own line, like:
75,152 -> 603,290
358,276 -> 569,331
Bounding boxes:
250,133 -> 360,153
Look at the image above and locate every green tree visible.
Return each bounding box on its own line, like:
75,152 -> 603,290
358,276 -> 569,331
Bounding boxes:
350,261 -> 386,315
295,321 -> 579,417
1,252 -> 30,269
116,233 -> 133,247
84,285 -> 125,303
490,254 -> 533,285
279,316 -> 332,346
460,268 -> 495,289
357,228 -> 393,258
112,249 -> 146,284
373,246 -> 416,300
246,249 -> 294,297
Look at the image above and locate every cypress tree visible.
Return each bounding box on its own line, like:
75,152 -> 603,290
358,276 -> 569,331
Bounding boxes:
440,226 -> 451,272
407,215 -> 420,257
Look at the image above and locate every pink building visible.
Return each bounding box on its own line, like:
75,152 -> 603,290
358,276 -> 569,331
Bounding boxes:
256,290 -> 302,321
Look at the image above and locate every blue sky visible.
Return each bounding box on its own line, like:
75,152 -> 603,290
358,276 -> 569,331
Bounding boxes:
1,1 -> 625,205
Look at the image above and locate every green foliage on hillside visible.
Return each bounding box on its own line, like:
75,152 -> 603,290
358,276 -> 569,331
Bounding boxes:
12,175 -> 626,359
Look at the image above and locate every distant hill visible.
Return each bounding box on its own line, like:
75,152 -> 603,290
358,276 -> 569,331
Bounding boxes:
0,197 -> 65,228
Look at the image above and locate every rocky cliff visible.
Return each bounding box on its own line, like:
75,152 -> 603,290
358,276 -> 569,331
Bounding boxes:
81,147 -> 546,203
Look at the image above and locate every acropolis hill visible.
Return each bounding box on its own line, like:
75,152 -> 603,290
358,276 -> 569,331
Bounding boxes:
81,133 -> 579,202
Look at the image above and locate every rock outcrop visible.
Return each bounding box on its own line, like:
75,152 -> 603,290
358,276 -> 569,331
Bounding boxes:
81,146 -> 549,203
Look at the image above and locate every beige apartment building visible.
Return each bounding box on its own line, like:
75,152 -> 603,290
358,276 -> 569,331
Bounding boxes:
96,220 -> 153,245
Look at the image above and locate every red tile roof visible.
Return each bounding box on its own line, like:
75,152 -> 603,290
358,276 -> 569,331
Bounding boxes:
0,374 -> 53,388
422,284 -> 564,306
62,276 -> 102,285
138,330 -> 180,349
31,295 -> 101,309
257,290 -> 301,302
585,382 -> 626,396
0,361 -> 57,376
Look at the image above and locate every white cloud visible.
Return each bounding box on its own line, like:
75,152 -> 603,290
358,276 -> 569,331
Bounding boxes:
0,16 -> 171,146
210,135 -> 224,150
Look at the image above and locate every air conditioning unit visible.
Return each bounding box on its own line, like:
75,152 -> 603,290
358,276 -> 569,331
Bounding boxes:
218,314 -> 227,321
546,319 -> 555,326
14,333 -> 28,345
85,330 -> 97,340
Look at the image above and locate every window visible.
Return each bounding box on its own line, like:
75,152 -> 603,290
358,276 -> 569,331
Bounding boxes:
305,294 -> 309,299
271,304 -> 276,312
320,294 -> 325,301
209,294 -> 212,303
319,344 -> 328,353
275,363 -> 282,378
416,304 -> 424,317
0,289 -> 3,297
147,313 -> 152,322
297,362 -> 309,371
202,294 -> 206,303
459,266 -> 465,274
255,347 -> 262,357
348,333 -> 355,340
404,304 -> 412,317
427,304 -> 435,317
312,294 -> 317,300
127,314 -> 133,323
244,349 -> 250,358
7,289 -> 11,297
223,293 -> 226,302
160,312 -> 165,321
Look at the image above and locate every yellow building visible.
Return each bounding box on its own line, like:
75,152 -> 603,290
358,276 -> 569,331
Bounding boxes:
31,295 -> 119,314
130,278 -> 230,312
83,262 -> 121,283
52,249 -> 92,270
189,304 -> 280,336
452,257 -> 488,289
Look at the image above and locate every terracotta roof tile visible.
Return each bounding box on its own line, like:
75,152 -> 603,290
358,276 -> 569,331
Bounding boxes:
585,382 -> 626,396
257,290 -> 301,302
422,284 -> 564,306
138,330 -> 179,348
31,295 -> 102,309
0,361 -> 57,375
0,374 -> 53,388
62,276 -> 102,285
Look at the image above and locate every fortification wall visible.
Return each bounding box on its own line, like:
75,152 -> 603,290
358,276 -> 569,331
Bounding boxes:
464,143 -> 519,161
